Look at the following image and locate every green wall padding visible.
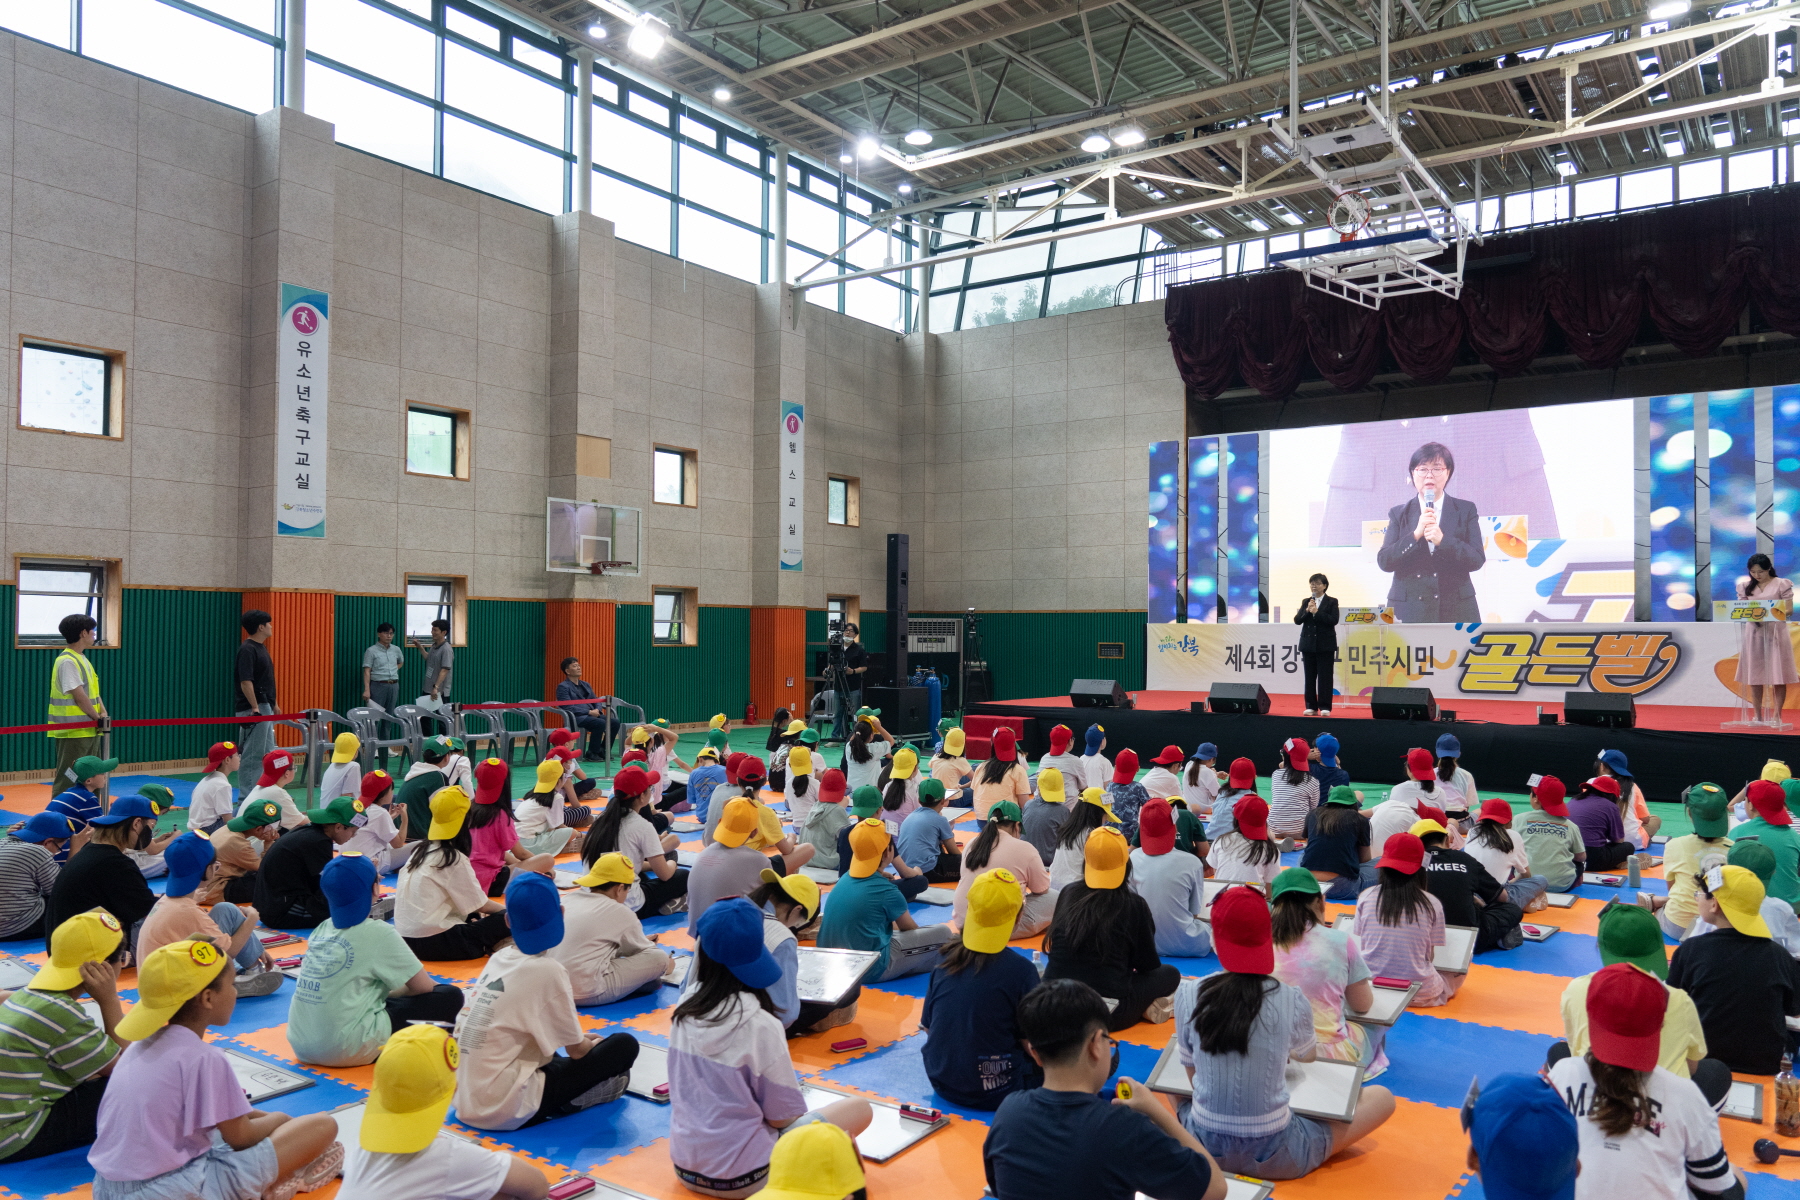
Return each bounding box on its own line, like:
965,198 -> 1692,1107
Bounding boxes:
614,605 -> 751,723
332,595 -> 406,718
916,610 -> 1147,701
456,600 -> 548,704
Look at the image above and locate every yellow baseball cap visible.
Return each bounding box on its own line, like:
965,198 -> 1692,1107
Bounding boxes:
943,728 -> 965,756
716,797 -> 761,848
1409,819 -> 1448,839
535,758 -> 564,791
847,817 -> 890,878
784,719 -> 807,736
891,746 -> 919,780
32,910 -> 124,991
576,852 -> 639,887
1038,768 -> 1066,804
426,785 -> 472,841
1707,863 -> 1772,938
753,1120 -> 865,1200
1764,759 -> 1792,783
1084,826 -> 1130,889
363,1025 -> 460,1153
1080,786 -> 1118,822
962,868 -> 1024,954
710,713 -> 728,729
117,939 -> 229,1041
331,731 -> 361,764
631,726 -> 652,745
759,866 -> 820,917
789,746 -> 814,777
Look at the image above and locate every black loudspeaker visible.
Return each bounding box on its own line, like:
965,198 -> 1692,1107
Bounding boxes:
1207,682 -> 1271,715
1070,678 -> 1128,708
865,685 -> 930,737
886,534 -> 909,687
1564,691 -> 1636,728
964,668 -> 993,707
1371,687 -> 1439,721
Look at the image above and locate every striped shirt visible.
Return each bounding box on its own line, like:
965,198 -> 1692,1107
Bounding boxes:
44,788 -> 102,863
1353,886 -> 1449,1004
1268,772 -> 1319,837
0,988 -> 118,1158
0,839 -> 59,938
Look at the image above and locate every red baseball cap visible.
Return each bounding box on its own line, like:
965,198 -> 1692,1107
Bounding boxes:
1212,886 -> 1275,975
1152,744 -> 1185,766
1406,747 -> 1435,781
1111,748 -> 1139,785
259,751 -> 293,786
620,748 -> 648,765
1228,757 -> 1256,789
736,756 -> 768,784
1586,962 -> 1667,1072
1750,778 -> 1792,825
360,770 -> 394,803
613,765 -> 658,796
1533,775 -> 1569,817
473,757 -> 510,805
1415,802 -> 1446,826
548,746 -> 579,763
1048,724 -> 1073,754
1583,775 -> 1620,798
819,768 -> 847,805
1478,798 -> 1514,825
1377,832 -> 1426,874
992,727 -> 1018,763
1235,796 -> 1270,842
207,741 -> 239,769
725,752 -> 746,784
548,727 -> 578,747
1283,738 -> 1310,771
1139,797 -> 1177,854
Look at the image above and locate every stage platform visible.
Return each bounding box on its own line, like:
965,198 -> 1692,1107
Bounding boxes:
971,691 -> 1800,799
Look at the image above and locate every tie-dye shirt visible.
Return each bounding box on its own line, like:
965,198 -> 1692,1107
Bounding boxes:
1271,923 -> 1384,1074
669,991 -> 807,1183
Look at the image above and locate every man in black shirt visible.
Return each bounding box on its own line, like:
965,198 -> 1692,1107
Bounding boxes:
233,609 -> 278,792
1416,821 -> 1525,953
1669,862 -> 1800,1074
44,796 -> 159,939
254,795 -> 360,929
832,623 -> 871,741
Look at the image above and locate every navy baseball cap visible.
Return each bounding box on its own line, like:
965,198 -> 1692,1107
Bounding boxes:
505,871 -> 566,955
162,833 -> 215,899
696,896 -> 781,989
10,812 -> 80,843
1469,1074 -> 1578,1200
91,795 -> 157,826
1192,742 -> 1218,761
1598,748 -> 1632,778
321,853 -> 378,928
1315,733 -> 1339,764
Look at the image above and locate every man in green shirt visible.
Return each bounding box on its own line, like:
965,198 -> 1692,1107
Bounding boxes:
0,911 -> 127,1163
1728,780 -> 1800,904
817,818 -> 952,982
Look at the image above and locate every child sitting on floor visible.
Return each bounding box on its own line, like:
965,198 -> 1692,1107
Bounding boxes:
922,869 -> 1043,1110
1044,828 -> 1179,1030
1183,743 -> 1222,817
395,787 -> 513,961
1300,786 -> 1370,901
952,801 -> 1057,940
1513,776 -> 1587,894
1270,869 -> 1387,1076
799,769 -> 853,872
514,759 -> 587,860
818,819 -> 954,982
1639,783 -> 1733,939
1077,724 -> 1112,793
931,728 -> 975,808
550,852 -> 678,1006
137,833 -> 275,995
897,779 -> 961,882
1354,833 -> 1460,1008
1462,799 -> 1549,913
1128,799 -> 1211,959
1206,797 -> 1281,887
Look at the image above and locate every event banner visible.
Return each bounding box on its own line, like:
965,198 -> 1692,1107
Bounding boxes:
275,283 -> 329,538
1146,620 -> 1776,709
780,400 -> 805,571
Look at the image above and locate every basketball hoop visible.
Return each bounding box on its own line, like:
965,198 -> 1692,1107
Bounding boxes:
1329,192 -> 1371,242
588,561 -> 630,576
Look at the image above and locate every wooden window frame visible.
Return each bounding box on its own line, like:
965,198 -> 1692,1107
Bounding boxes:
405,404 -> 473,481
652,585 -> 699,646
826,475 -> 861,527
18,337 -> 126,440
13,555 -> 122,650
652,445 -> 699,508
404,573 -> 469,647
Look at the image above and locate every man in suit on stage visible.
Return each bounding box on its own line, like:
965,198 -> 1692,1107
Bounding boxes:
1376,441 -> 1485,624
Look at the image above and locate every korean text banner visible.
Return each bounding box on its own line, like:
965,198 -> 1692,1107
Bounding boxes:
780,401 -> 804,571
1147,620 -> 1765,710
276,284 -> 329,538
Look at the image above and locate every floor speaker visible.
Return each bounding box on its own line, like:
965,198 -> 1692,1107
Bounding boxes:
1070,679 -> 1128,708
865,685 -> 931,737
1371,687 -> 1438,721
1564,691 -> 1635,728
1206,682 -> 1271,715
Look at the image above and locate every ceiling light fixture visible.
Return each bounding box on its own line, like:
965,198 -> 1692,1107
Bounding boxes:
905,128 -> 933,146
904,64 -> 933,148
1647,0 -> 1690,18
1111,126 -> 1146,146
839,153 -> 854,164
587,22 -> 607,37
857,137 -> 880,159
898,182 -> 913,194
627,15 -> 667,57
1080,133 -> 1111,153
712,86 -> 730,101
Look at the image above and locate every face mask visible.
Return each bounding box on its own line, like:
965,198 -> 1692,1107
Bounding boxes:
135,822 -> 155,851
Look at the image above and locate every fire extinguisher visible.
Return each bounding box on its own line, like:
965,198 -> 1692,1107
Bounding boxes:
745,701 -> 758,724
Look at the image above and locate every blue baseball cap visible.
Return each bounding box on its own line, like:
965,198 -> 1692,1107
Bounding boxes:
1469,1074 -> 1578,1200
504,871 -> 565,954
162,832 -> 215,898
321,853 -> 378,927
10,812 -> 80,843
90,796 -> 157,826
1192,743 -> 1218,762
695,897 -> 781,989
1315,733 -> 1339,765
1084,724 -> 1105,753
1598,748 -> 1632,778
1435,733 -> 1462,758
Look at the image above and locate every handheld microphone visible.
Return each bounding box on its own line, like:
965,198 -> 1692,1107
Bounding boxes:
1423,486 -> 1437,511
1754,1139 -> 1800,1164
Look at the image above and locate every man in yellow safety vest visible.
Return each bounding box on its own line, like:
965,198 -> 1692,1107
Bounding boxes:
48,613 -> 109,795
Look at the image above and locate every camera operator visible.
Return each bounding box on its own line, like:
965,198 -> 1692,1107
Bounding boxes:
831,623 -> 869,742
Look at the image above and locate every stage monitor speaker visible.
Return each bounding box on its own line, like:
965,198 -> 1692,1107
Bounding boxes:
1207,682 -> 1271,715
1371,687 -> 1438,721
865,685 -> 930,738
1070,679 -> 1128,708
1564,691 -> 1636,728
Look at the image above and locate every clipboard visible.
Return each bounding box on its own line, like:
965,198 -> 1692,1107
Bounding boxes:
1347,982 -> 1419,1025
625,1043 -> 670,1102
1139,1179 -> 1273,1200
796,947 -> 880,1004
677,849 -> 702,868
0,955 -> 39,991
670,819 -> 702,833
220,1047 -> 316,1103
1544,892 -> 1576,909
1520,923 -> 1557,942
1580,874 -> 1624,888
1147,1042 -> 1365,1122
800,865 -> 841,884
1722,1079 -> 1764,1122
801,1083 -> 947,1162
660,952 -> 691,991
1334,914 -> 1477,973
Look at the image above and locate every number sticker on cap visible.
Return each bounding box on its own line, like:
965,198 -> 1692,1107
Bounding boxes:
1705,865 -> 1726,892
190,941 -> 221,967
444,1036 -> 460,1070
98,913 -> 121,931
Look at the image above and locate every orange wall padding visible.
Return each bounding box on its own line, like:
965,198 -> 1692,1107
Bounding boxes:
545,599 -> 616,700
239,590 -> 334,746
749,607 -> 806,722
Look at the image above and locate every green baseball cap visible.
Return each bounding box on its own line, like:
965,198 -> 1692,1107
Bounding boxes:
706,729 -> 729,750
919,779 -> 946,803
1270,866 -> 1323,902
424,735 -> 464,755
848,786 -> 882,819
1325,785 -> 1360,807
652,717 -> 670,728
72,755 -> 119,781
1729,840 -> 1778,885
1683,782 -> 1729,838
937,717 -> 954,734
304,795 -> 364,827
856,706 -> 881,719
1783,778 -> 1800,819
988,800 -> 1022,824
798,728 -> 820,745
139,784 -> 177,815
228,798 -> 283,832
1596,902 -> 1668,979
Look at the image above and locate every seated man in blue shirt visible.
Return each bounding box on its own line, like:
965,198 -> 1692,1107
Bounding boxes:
984,978 -> 1223,1200
554,657 -> 618,761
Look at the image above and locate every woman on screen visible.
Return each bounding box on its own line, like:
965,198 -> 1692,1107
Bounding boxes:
1375,441 -> 1486,623
1736,553 -> 1797,723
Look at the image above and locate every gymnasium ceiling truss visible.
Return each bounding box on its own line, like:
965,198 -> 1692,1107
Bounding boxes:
500,0 -> 1797,274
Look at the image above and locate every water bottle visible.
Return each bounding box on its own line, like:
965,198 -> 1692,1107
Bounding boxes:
1627,854 -> 1641,890
1778,1054 -> 1800,1137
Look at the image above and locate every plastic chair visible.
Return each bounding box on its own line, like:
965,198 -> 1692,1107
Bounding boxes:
389,705 -> 433,765
300,710 -> 357,800
348,706 -> 413,774
495,702 -> 545,765
456,707 -> 505,760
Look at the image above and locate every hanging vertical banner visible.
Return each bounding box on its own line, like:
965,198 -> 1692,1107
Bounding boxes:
275,283 -> 330,538
779,400 -> 805,571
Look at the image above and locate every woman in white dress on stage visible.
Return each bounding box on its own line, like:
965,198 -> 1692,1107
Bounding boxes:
1736,553 -> 1798,723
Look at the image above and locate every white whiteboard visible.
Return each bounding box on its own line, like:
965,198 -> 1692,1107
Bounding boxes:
1334,914 -> 1476,973
796,947 -> 879,1004
221,1047 -> 315,1103
626,1043 -> 670,1103
1147,1042 -> 1363,1121
801,1084 -> 946,1163
1347,982 -> 1419,1025
1545,892 -> 1576,908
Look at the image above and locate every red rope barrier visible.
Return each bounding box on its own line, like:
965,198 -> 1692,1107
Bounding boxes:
0,712 -> 311,737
